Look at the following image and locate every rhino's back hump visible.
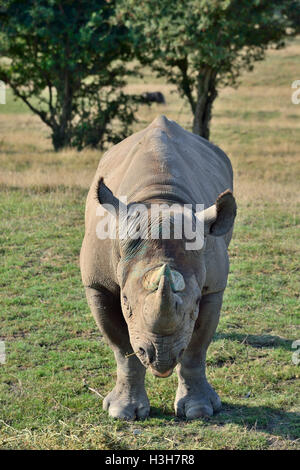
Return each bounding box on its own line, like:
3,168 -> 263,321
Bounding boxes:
93,115 -> 233,207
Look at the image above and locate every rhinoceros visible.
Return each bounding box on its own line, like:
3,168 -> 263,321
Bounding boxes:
80,115 -> 236,420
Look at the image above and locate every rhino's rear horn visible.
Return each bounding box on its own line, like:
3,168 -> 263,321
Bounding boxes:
143,264 -> 185,292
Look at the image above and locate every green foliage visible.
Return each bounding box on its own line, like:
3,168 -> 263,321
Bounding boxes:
120,0 -> 297,138
285,0 -> 300,33
0,0 -> 139,150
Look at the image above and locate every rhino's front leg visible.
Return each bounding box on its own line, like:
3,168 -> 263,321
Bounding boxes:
175,291 -> 223,420
85,287 -> 150,420
103,350 -> 150,420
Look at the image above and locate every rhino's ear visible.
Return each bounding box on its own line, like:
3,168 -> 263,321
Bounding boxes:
96,177 -> 121,215
197,190 -> 237,237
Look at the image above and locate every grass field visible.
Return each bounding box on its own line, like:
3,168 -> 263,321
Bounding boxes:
0,38 -> 299,450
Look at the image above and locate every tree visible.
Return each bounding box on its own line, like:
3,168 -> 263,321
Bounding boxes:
0,0 -> 139,151
120,0 -> 297,140
285,0 -> 300,33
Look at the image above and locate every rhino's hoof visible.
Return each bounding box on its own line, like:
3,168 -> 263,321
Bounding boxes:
103,387 -> 150,421
175,382 -> 221,420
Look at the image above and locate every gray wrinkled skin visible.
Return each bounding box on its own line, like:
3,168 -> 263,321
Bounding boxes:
80,115 -> 237,420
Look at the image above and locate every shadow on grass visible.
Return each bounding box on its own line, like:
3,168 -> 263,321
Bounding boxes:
149,402 -> 299,440
214,332 -> 292,351
214,401 -> 299,440
149,406 -> 178,421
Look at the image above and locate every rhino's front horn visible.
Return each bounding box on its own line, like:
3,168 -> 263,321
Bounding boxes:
143,264 -> 185,292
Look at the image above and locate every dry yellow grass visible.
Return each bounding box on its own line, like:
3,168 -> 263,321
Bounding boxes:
0,38 -> 299,207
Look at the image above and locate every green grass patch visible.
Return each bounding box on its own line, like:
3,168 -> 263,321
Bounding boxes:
0,188 -> 299,450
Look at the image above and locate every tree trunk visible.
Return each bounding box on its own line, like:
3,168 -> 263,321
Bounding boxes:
51,84 -> 73,151
192,68 -> 217,140
51,38 -> 73,151
51,124 -> 71,151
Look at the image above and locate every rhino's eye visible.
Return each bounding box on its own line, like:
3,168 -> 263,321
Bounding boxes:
122,295 -> 132,317
123,295 -> 130,308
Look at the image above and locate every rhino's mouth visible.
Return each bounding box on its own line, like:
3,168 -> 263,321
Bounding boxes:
149,366 -> 174,378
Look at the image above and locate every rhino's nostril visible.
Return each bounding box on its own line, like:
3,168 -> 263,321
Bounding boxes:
137,345 -> 155,364
148,349 -> 155,364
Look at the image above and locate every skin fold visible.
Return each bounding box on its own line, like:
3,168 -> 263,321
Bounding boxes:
80,115 -> 236,420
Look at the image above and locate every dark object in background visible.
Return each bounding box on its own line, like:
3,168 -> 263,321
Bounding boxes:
141,91 -> 166,104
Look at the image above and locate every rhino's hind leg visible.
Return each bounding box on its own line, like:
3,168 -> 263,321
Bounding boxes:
175,291 -> 223,420
85,287 -> 150,420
